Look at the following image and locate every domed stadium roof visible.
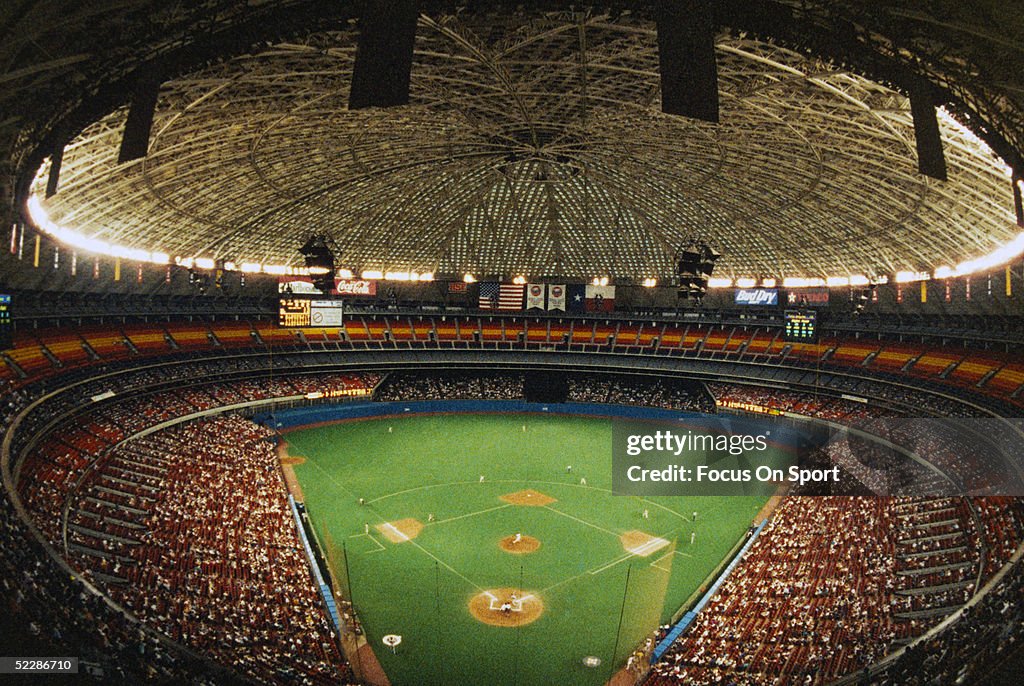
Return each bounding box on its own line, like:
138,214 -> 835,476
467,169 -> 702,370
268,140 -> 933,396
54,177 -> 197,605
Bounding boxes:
5,2 -> 1024,282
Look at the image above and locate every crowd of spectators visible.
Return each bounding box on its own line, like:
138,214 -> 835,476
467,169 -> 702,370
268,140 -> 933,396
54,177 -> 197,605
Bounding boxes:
64,416 -> 351,685
568,375 -> 715,412
646,498 -> 902,686
874,553 -> 1024,685
3,370 -> 381,684
375,372 -> 523,401
3,358 -> 1024,685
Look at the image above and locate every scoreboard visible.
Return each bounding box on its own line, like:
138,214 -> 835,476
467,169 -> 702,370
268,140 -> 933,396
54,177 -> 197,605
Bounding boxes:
0,294 -> 10,349
783,309 -> 817,342
278,298 -> 311,327
278,298 -> 345,327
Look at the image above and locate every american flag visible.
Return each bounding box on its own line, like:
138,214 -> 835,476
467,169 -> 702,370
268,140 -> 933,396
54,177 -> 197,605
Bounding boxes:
479,282 -> 524,310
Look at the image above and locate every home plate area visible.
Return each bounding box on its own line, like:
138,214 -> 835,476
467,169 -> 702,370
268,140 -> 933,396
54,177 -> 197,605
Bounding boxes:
468,587 -> 544,627
620,530 -> 671,557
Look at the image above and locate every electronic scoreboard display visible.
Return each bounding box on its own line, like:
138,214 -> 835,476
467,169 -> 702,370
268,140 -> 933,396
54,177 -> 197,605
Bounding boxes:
0,294 -> 11,350
784,309 -> 817,342
278,298 -> 345,327
278,298 -> 311,327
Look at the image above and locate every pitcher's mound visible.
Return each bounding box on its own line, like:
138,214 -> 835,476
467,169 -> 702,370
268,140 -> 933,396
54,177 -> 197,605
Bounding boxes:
499,534 -> 540,554
376,518 -> 423,543
469,588 -> 544,627
500,489 -> 556,506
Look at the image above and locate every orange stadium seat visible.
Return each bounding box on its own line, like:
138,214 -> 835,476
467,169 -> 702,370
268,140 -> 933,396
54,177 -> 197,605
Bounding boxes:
123,324 -> 172,354
364,320 -> 388,341
949,355 -> 1002,386
743,331 -> 774,355
35,329 -> 91,366
480,320 -> 503,341
593,324 -> 614,344
570,322 -> 592,343
455,317 -> 478,341
987,363 -> 1024,396
636,325 -> 659,346
871,344 -> 918,371
911,350 -> 964,377
166,322 -> 214,349
700,328 -> 728,351
389,320 -> 414,341
343,318 -> 371,341
254,323 -> 301,345
526,319 -> 548,342
615,324 -> 641,345
832,342 -> 879,365
659,326 -> 684,348
78,326 -> 131,360
548,322 -> 569,343
503,320 -> 525,341
411,318 -> 434,340
718,329 -> 746,353
6,333 -> 53,375
210,322 -> 256,348
434,320 -> 458,342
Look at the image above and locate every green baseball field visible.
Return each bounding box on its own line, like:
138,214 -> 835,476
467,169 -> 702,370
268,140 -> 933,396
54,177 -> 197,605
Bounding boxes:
283,413 -> 767,686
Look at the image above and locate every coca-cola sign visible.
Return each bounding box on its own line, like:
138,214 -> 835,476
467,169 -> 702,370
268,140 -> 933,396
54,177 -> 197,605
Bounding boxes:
734,288 -> 779,306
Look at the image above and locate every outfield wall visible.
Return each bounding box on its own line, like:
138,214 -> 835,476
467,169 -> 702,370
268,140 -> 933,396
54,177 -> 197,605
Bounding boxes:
261,399 -> 719,430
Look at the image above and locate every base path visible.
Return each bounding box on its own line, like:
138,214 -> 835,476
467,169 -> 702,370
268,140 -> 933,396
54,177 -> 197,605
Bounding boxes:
499,534 -> 540,554
620,530 -> 671,557
376,518 -> 424,543
468,587 -> 544,627
276,441 -> 306,501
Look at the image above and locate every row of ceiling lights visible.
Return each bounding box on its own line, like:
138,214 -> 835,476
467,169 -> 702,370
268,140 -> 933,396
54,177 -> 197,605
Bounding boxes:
25,194 -> 1024,287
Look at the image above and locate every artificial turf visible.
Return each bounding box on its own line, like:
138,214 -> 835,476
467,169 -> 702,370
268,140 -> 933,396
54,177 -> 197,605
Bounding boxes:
286,412 -> 767,686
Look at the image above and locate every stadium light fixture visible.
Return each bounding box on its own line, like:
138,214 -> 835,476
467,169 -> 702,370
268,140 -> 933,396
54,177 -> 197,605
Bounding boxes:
463,273 -> 476,283
826,276 -> 849,287
362,270 -> 384,280
337,268 -> 354,279
707,277 -> 732,288
513,275 -> 527,285
642,278 -> 657,288
849,275 -> 869,286
761,278 -> 776,288
735,277 -> 756,288
194,257 -> 215,270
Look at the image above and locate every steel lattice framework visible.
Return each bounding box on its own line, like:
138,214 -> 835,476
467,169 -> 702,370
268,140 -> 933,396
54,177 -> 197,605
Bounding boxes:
24,11 -> 1023,280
